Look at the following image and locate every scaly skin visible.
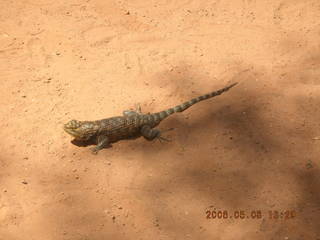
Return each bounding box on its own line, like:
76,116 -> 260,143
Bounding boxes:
63,82 -> 238,154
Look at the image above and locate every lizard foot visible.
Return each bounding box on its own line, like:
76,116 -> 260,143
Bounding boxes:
157,135 -> 171,143
90,147 -> 100,155
157,127 -> 174,142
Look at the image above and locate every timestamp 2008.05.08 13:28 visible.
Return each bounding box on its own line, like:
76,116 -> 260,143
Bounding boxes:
205,209 -> 296,220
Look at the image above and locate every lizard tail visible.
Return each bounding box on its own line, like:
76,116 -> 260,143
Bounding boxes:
153,82 -> 238,121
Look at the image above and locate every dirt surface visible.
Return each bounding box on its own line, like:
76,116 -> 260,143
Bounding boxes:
1,0 -> 320,239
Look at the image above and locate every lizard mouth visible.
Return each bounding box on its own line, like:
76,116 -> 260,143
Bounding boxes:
63,125 -> 85,140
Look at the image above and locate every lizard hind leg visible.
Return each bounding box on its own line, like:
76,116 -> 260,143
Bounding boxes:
123,103 -> 143,117
123,110 -> 140,117
140,125 -> 171,143
134,103 -> 142,114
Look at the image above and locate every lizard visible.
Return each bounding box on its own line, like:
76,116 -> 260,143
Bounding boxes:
63,82 -> 238,154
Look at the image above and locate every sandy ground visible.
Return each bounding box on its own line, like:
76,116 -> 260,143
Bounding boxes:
1,0 -> 320,239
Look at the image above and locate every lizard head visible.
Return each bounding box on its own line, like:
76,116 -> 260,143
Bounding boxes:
63,119 -> 98,141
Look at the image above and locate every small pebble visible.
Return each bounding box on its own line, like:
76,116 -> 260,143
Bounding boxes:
22,180 -> 28,184
306,162 -> 313,169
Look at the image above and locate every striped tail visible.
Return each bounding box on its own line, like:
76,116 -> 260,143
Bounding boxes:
153,82 -> 238,121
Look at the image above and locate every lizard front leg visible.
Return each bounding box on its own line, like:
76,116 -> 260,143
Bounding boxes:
140,125 -> 171,142
90,134 -> 111,154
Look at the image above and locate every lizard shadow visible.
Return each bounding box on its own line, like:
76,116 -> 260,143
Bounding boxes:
71,138 -> 96,147
70,135 -> 142,148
